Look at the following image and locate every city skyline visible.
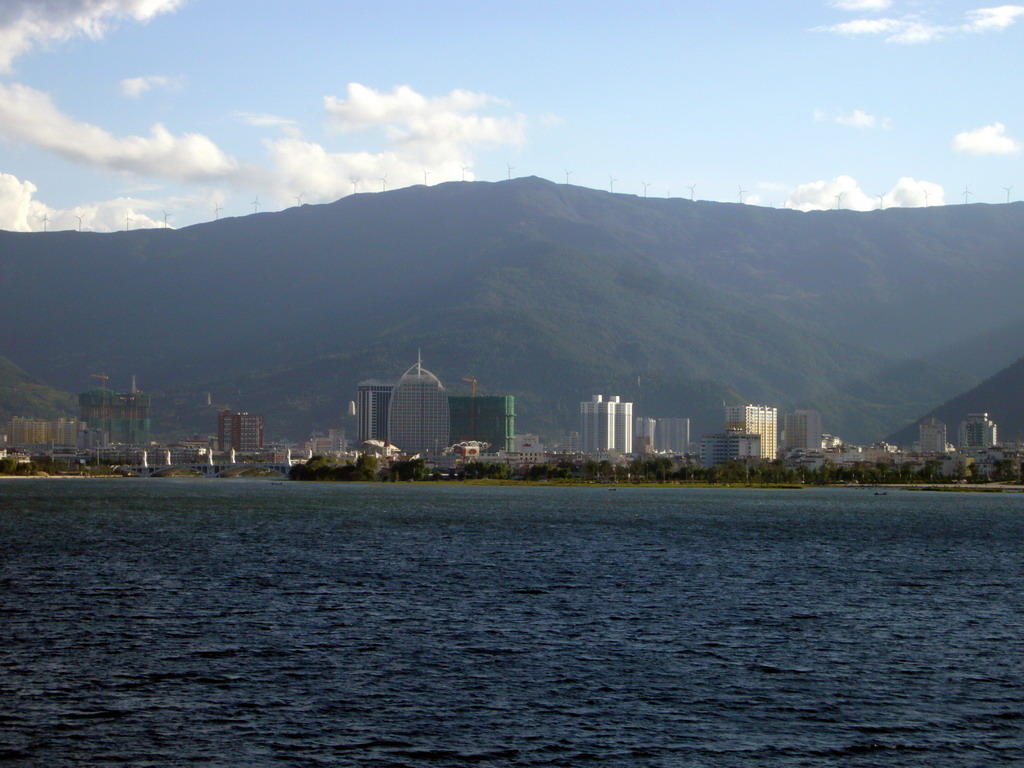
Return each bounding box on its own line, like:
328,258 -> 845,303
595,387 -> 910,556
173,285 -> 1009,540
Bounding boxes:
1,1 -> 1022,231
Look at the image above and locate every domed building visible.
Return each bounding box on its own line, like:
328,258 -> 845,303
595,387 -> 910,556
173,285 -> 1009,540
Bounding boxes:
387,355 -> 450,455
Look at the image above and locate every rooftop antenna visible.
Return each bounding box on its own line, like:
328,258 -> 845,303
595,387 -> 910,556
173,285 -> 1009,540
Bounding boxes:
380,173 -> 387,192
75,214 -> 83,232
162,210 -> 172,228
417,348 -> 422,375
963,185 -> 972,204
423,169 -> 430,186
40,213 -> 49,232
737,185 -> 748,204
687,184 -> 696,201
1003,185 -> 1014,204
609,175 -> 617,193
214,204 -> 222,221
641,180 -> 650,198
294,192 -> 303,206
252,196 -> 260,213
125,213 -> 132,231
565,169 -> 572,185
507,163 -> 514,181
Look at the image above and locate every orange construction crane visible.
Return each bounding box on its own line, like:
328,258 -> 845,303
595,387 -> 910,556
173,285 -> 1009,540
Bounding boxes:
462,377 -> 478,437
90,373 -> 110,421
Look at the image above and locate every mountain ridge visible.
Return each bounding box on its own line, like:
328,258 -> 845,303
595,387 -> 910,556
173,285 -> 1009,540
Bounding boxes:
1,177 -> 1018,443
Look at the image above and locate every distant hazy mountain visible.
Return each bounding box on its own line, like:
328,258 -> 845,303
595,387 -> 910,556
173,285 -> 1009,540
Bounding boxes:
887,355 -> 1024,447
2,177 -> 1019,443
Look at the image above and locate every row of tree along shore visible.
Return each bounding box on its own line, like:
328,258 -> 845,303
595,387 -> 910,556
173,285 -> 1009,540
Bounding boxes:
288,455 -> 1022,485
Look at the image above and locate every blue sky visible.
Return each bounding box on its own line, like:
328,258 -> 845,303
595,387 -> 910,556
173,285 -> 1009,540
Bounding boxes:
0,0 -> 1021,231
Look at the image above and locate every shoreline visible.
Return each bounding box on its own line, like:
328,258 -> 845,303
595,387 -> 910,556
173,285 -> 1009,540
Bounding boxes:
4,474 -> 1024,492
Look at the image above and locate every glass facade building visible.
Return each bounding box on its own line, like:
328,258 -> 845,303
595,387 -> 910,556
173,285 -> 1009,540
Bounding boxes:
448,395 -> 516,452
387,359 -> 450,454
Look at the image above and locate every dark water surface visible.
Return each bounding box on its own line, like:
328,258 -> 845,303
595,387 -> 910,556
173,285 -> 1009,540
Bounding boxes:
2,480 -> 1023,766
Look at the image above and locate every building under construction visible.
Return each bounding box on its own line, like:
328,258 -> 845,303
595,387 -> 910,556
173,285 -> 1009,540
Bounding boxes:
78,383 -> 151,445
448,395 -> 516,453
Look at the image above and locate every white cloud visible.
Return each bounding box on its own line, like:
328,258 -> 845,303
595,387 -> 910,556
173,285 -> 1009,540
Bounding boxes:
784,175 -> 944,210
0,171 -> 161,231
966,5 -> 1024,32
0,172 -> 42,230
816,4 -> 1024,42
120,74 -> 180,97
815,108 -> 889,128
951,122 -> 1023,155
830,0 -> 892,11
324,83 -> 525,163
0,81 -> 238,181
0,0 -> 184,72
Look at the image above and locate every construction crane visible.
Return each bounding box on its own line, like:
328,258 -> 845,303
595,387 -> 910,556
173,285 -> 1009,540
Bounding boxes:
90,373 -> 110,421
462,377 -> 478,437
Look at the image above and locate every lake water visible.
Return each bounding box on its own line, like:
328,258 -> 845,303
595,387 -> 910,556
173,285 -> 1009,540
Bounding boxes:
2,480 -> 1023,766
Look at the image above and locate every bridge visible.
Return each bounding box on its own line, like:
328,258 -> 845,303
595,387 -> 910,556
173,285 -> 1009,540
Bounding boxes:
117,461 -> 293,478
115,448 -> 305,478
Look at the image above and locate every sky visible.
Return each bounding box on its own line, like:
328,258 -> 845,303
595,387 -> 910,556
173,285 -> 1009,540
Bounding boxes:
0,0 -> 1021,231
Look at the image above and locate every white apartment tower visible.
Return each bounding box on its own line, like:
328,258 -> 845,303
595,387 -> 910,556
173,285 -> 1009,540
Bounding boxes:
724,404 -> 778,460
958,413 -> 997,450
580,395 -> 633,454
783,410 -> 823,452
919,417 -> 947,453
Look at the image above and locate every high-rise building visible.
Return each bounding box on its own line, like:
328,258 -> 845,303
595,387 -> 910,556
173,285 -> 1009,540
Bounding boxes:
700,431 -> 761,466
580,395 -> 633,454
919,417 -> 947,453
217,410 -> 265,451
655,417 -> 690,453
8,418 -> 49,445
79,387 -> 151,444
449,395 -> 516,452
387,357 -> 450,454
357,380 -> 394,443
724,404 -> 778,460
958,413 -> 997,450
782,410 -> 823,452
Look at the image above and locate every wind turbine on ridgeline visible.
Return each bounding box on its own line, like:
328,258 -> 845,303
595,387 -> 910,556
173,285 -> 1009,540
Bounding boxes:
422,169 -> 430,186
565,169 -> 572,185
923,189 -> 931,207
609,175 -> 617,193
834,192 -> 843,210
125,213 -> 132,231
963,185 -> 972,204
1003,185 -> 1014,204
380,173 -> 388,192
252,196 -> 261,214
214,204 -> 222,221
462,166 -> 469,182
687,184 -> 696,201
641,181 -> 651,198
40,213 -> 49,232
737,185 -> 748,204
507,163 -> 515,181
876,193 -> 885,210
294,192 -> 303,206
75,214 -> 83,232
350,177 -> 360,194
162,210 -> 172,228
